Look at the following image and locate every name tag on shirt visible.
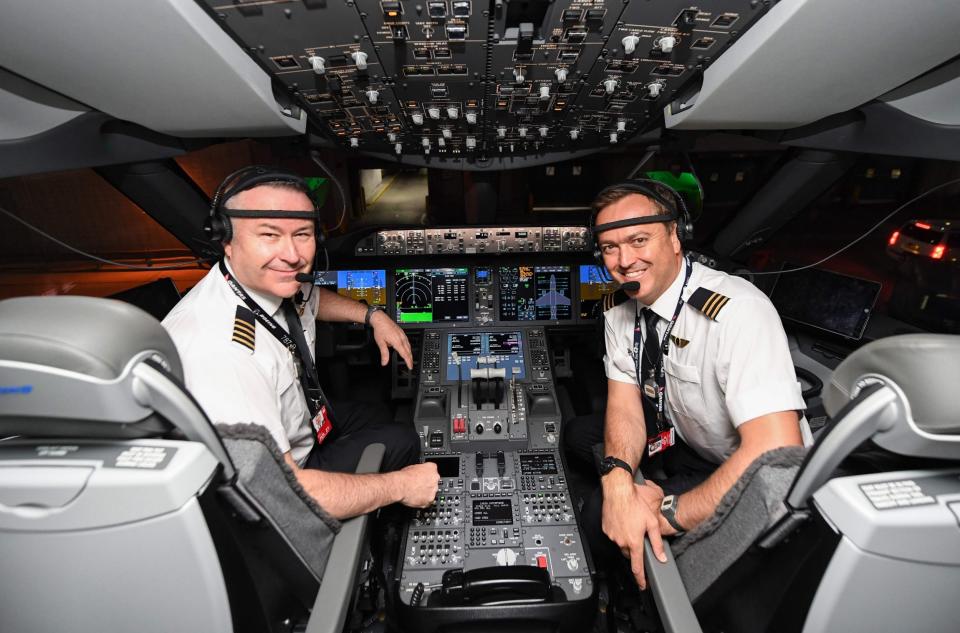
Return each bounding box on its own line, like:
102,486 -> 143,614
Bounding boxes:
312,405 -> 334,446
647,427 -> 676,457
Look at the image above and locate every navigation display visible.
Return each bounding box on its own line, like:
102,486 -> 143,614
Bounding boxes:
395,268 -> 470,324
314,270 -> 387,307
579,265 -> 618,319
770,266 -> 881,340
498,265 -> 572,321
446,331 -> 525,381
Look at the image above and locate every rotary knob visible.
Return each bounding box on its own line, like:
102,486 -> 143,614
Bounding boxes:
657,35 -> 677,53
308,56 -> 326,75
555,67 -> 568,83
603,78 -> 618,94
447,105 -> 459,119
622,35 -> 640,55
365,88 -> 379,104
411,112 -> 424,125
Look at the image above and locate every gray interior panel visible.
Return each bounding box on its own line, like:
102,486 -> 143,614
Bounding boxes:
0,68 -> 89,141
665,0 -> 960,130
0,0 -> 305,137
881,56 -> 960,126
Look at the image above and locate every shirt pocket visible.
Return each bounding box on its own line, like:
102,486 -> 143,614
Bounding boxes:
663,355 -> 706,421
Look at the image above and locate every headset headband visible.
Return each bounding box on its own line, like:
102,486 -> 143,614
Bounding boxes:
222,209 -> 319,220
592,211 -> 679,235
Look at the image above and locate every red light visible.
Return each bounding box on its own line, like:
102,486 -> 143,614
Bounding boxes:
915,221 -> 931,229
931,245 -> 945,259
888,230 -> 900,246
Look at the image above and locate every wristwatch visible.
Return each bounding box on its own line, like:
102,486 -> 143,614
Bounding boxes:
599,456 -> 634,477
364,304 -> 384,327
660,494 -> 685,533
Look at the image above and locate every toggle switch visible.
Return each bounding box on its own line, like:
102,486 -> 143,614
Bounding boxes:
539,126 -> 549,138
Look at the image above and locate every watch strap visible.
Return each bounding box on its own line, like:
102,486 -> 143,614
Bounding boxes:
601,456 -> 634,477
364,304 -> 383,327
661,495 -> 685,533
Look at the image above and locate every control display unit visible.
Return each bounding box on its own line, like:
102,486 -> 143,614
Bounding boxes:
395,268 -> 470,324
498,266 -> 573,322
578,265 -> 617,320
315,269 -> 387,307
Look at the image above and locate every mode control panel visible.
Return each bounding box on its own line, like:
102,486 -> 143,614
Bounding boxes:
356,226 -> 591,256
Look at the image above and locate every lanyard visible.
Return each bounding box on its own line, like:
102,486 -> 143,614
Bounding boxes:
632,258 -> 692,432
218,259 -> 326,417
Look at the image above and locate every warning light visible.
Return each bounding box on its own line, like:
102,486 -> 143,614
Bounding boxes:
888,230 -> 900,246
915,221 -> 931,230
931,245 -> 945,259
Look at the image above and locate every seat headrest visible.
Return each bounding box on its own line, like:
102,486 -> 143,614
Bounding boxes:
825,334 -> 960,435
0,296 -> 182,381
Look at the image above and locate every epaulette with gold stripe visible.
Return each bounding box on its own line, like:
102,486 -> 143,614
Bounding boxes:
232,306 -> 256,352
601,288 -> 631,313
687,287 -> 731,320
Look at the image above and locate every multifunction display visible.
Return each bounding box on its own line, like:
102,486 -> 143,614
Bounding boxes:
446,331 -> 525,381
578,265 -> 617,320
314,270 -> 387,307
395,268 -> 470,324
498,266 -> 572,322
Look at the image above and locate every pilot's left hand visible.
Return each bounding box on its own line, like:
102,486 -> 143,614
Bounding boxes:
370,309 -> 414,369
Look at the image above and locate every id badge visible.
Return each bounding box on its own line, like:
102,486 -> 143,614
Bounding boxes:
311,405 -> 334,446
646,427 -> 676,457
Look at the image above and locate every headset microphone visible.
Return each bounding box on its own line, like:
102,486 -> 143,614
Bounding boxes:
295,272 -> 315,284
620,281 -> 641,292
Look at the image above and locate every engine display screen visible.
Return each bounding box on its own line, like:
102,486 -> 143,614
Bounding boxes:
395,268 -> 469,324
472,498 -> 513,526
314,270 -> 387,307
498,266 -> 572,321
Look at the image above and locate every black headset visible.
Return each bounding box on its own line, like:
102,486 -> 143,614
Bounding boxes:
204,165 -> 324,246
589,178 -> 694,273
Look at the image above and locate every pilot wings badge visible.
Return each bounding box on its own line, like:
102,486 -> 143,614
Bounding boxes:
669,334 -> 690,349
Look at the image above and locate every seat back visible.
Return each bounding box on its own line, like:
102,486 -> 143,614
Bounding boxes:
672,446 -> 806,602
0,296 -> 375,633
660,334 -> 960,633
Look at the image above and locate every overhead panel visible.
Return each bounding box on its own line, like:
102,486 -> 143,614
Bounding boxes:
196,0 -> 770,168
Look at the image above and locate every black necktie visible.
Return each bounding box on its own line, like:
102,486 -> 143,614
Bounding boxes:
640,307 -> 661,429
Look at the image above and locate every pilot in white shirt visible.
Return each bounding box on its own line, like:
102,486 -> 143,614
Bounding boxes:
162,167 -> 438,520
575,180 -> 809,591
603,257 -> 811,466
164,258 -> 318,465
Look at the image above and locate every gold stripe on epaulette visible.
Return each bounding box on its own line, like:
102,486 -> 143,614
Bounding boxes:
233,319 -> 255,336
703,292 -> 721,318
709,295 -> 730,319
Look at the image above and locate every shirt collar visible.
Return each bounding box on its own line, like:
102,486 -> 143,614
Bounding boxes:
222,257 -> 283,317
640,257 -> 690,322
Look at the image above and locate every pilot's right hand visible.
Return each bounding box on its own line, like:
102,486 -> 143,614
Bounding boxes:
600,471 -> 667,590
395,461 -> 441,508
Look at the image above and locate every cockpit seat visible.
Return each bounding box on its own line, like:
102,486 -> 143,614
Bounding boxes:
0,295 -> 380,633
646,333 -> 960,633
671,445 -> 806,602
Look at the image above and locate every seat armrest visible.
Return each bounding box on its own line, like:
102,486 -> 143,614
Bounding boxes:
634,470 -> 702,633
643,540 -> 703,633
305,442 -> 386,633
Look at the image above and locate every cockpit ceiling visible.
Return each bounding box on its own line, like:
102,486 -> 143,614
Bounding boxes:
1,0 -> 959,169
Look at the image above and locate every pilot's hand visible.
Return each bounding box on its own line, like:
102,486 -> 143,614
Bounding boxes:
395,462 -> 441,508
370,309 -> 414,370
634,479 -> 679,536
601,472 -> 667,590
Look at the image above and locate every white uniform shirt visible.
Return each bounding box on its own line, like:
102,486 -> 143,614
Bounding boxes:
162,261 -> 318,465
604,259 -> 810,464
